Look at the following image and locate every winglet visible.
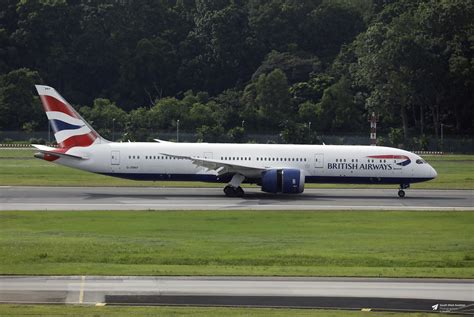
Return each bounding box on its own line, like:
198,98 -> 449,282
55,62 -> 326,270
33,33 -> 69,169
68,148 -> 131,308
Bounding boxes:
154,139 -> 174,143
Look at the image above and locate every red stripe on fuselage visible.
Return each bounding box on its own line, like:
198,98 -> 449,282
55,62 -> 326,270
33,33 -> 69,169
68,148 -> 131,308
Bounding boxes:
367,155 -> 409,160
40,95 -> 77,118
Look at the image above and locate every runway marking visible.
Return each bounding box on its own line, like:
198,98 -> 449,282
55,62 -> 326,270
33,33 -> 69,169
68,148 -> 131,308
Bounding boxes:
79,275 -> 85,304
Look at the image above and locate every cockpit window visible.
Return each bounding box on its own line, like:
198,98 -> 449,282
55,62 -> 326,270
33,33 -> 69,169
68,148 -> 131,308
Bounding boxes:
416,159 -> 426,164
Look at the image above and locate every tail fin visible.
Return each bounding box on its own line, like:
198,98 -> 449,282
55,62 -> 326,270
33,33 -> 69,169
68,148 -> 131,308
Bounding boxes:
35,85 -> 108,148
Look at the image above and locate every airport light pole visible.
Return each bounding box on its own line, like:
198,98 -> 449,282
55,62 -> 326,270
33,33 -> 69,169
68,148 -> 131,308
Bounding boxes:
368,112 -> 379,146
308,121 -> 311,141
440,123 -> 452,152
177,119 -> 180,142
112,118 -> 115,141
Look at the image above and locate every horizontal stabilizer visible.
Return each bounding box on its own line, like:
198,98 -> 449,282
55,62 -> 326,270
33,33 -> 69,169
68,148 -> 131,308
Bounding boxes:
32,144 -> 87,160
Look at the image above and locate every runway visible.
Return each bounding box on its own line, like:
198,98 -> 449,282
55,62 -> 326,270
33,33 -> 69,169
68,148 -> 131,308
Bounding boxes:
0,186 -> 472,210
0,276 -> 472,313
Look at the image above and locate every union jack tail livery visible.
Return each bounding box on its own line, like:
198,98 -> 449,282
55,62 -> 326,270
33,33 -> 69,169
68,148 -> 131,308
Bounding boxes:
35,85 -> 105,148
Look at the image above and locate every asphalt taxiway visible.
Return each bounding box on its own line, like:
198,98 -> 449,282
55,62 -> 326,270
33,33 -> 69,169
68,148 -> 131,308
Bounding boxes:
0,186 -> 472,210
0,276 -> 472,313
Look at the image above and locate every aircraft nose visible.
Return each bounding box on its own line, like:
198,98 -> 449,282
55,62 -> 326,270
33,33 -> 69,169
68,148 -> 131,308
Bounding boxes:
430,166 -> 438,179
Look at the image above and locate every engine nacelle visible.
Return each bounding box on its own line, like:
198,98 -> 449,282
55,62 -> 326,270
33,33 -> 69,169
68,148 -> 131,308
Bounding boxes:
261,168 -> 305,194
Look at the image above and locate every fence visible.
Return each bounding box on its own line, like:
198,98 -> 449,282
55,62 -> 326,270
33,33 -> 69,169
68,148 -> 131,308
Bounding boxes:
0,131 -> 473,153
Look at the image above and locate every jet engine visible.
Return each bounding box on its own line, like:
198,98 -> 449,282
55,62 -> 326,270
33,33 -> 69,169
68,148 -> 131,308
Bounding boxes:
261,169 -> 305,194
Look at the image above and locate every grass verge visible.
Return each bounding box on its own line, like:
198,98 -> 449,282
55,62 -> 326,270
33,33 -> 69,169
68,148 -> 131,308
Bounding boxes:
0,305 -> 450,317
0,210 -> 472,277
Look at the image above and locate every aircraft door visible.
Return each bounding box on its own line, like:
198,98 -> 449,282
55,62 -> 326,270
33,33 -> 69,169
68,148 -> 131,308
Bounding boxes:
110,150 -> 121,173
111,151 -> 120,165
314,154 -> 324,168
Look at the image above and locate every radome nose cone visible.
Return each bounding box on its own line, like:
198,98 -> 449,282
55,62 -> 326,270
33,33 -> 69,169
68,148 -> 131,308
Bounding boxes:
431,166 -> 438,179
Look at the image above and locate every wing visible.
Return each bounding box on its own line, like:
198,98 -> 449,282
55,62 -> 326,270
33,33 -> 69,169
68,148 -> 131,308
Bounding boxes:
161,152 -> 265,178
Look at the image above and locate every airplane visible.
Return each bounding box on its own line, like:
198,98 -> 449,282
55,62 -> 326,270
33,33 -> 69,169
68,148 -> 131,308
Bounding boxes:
32,85 -> 437,198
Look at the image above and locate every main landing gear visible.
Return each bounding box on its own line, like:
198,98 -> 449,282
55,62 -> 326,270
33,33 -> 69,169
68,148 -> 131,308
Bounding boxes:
398,183 -> 410,198
224,185 -> 244,197
224,174 -> 245,197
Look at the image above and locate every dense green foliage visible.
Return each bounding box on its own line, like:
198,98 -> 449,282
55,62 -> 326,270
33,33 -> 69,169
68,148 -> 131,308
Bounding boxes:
1,210 -> 472,277
0,0 -> 472,142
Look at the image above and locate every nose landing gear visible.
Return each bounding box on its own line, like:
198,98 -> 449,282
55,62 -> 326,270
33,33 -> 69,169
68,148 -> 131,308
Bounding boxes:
398,183 -> 410,198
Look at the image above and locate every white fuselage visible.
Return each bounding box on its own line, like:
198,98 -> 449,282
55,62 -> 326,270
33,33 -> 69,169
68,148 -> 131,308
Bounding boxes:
54,142 -> 437,185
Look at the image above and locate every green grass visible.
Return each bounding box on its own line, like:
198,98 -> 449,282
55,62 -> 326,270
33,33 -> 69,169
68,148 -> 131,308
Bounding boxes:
0,305 -> 449,317
0,210 -> 472,277
0,149 -> 473,188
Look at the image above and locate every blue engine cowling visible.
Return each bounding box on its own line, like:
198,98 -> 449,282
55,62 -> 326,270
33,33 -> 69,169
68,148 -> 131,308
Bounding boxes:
261,169 -> 305,194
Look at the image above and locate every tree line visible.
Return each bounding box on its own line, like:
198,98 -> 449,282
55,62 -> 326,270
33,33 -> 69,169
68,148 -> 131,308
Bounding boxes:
0,0 -> 472,145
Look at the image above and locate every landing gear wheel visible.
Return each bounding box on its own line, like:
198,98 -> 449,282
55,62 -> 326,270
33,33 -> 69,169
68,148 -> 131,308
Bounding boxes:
223,185 -> 245,197
398,184 -> 409,198
224,185 -> 235,197
235,186 -> 244,197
